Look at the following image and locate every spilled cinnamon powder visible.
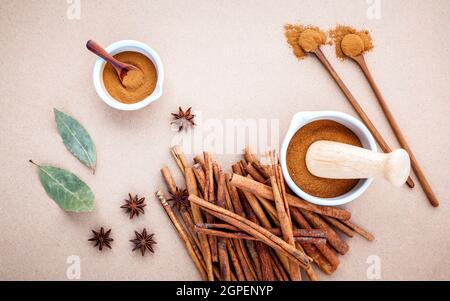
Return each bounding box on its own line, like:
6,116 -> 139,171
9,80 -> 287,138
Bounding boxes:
329,25 -> 373,59
284,24 -> 329,59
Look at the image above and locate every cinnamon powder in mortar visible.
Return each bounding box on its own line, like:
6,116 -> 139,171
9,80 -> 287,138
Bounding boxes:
286,120 -> 362,198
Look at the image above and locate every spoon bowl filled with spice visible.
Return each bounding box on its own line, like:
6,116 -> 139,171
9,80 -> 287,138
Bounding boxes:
280,111 -> 377,206
91,40 -> 164,111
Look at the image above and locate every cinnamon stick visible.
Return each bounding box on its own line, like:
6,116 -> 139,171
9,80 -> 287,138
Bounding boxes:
242,190 -> 272,227
179,207 -> 202,251
235,239 -> 257,281
296,242 -> 318,281
193,155 -> 206,170
244,147 -> 270,178
254,194 -> 280,226
196,223 -> 327,238
225,174 -> 246,217
235,164 -> 291,279
160,166 -> 177,194
170,145 -> 189,175
340,219 -> 375,241
290,207 -> 340,269
323,216 -> 354,238
266,151 -> 301,281
192,163 -> 207,197
244,162 -> 266,183
156,190 -> 208,280
194,227 -> 327,244
301,210 -> 349,255
184,167 -> 214,281
223,172 -> 256,281
301,242 -> 336,275
215,169 -> 231,281
229,173 -> 351,220
226,239 -> 246,281
160,167 -> 203,257
256,241 -> 276,281
189,195 -> 312,268
235,166 -> 292,277
244,240 -> 263,280
204,152 -> 215,202
239,195 -> 274,281
203,152 -> 218,262
269,249 -> 290,281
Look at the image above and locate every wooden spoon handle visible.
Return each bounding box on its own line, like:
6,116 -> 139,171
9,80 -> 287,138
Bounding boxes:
353,55 -> 439,207
86,40 -> 124,70
312,48 -> 415,188
306,141 -> 411,186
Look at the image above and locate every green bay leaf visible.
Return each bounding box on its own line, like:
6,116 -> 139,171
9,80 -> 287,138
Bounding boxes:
54,108 -> 97,173
33,163 -> 94,212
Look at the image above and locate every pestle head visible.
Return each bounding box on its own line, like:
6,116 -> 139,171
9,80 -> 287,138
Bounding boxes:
385,149 -> 411,186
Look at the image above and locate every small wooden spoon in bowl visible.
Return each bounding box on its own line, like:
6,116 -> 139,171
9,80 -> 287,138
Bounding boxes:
86,40 -> 138,84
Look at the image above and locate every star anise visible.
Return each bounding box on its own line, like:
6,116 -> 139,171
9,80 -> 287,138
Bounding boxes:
130,228 -> 156,256
88,227 -> 113,251
120,193 -> 146,219
167,187 -> 190,209
171,107 -> 195,131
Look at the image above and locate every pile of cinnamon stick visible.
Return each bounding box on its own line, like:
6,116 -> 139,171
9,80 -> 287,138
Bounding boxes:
156,146 -> 374,281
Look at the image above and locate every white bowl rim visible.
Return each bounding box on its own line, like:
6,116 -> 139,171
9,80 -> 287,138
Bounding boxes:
280,111 -> 377,206
92,40 -> 164,111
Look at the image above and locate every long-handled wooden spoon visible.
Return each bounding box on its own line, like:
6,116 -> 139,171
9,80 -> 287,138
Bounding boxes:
310,47 -> 415,189
350,54 -> 439,207
86,40 -> 137,83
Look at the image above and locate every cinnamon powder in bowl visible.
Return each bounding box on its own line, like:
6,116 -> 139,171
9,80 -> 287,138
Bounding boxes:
103,51 -> 157,104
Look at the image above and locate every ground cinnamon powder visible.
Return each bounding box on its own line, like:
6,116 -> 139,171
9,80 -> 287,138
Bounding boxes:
329,25 -> 373,59
286,120 -> 362,198
284,24 -> 329,59
103,51 -> 157,104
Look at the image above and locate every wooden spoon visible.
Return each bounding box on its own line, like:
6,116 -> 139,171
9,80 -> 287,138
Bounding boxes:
310,47 -> 415,188
86,40 -> 137,83
350,54 -> 439,207
306,140 -> 410,187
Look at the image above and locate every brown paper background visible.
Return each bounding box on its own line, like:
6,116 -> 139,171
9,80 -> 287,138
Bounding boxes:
0,0 -> 449,280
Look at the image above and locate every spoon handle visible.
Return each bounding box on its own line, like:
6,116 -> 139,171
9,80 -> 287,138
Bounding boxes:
312,48 -> 415,188
86,40 -> 124,70
353,55 -> 439,207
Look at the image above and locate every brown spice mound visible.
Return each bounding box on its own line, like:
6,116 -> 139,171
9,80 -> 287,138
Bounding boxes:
329,25 -> 374,59
286,120 -> 362,198
103,51 -> 157,104
284,24 -> 329,59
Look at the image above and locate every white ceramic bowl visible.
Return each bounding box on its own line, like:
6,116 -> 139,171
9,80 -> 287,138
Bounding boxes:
92,40 -> 164,111
280,111 -> 377,206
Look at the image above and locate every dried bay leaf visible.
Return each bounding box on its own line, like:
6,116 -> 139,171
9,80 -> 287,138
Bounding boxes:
30,161 -> 94,212
54,108 -> 97,173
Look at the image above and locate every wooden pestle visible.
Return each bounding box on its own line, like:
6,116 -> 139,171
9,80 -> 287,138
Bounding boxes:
306,140 -> 411,186
311,48 -> 415,189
